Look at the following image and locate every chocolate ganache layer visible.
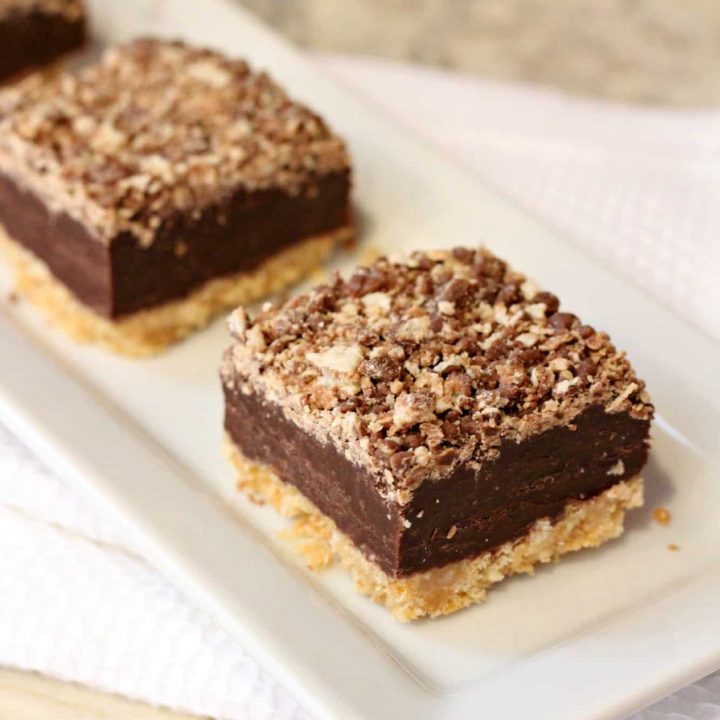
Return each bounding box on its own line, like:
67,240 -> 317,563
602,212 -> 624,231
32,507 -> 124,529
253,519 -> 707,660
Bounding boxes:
223,383 -> 650,577
0,170 -> 351,318
0,9 -> 85,83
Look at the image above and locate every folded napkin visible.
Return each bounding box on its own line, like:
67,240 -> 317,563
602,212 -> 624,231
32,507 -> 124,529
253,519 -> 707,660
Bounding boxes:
0,54 -> 718,720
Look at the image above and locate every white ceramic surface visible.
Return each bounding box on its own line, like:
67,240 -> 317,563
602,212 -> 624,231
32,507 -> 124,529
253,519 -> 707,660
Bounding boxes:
0,1 -> 719,718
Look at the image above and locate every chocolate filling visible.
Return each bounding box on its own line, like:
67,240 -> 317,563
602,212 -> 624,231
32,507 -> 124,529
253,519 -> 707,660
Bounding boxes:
223,383 -> 650,577
0,170 -> 351,317
0,10 -> 85,82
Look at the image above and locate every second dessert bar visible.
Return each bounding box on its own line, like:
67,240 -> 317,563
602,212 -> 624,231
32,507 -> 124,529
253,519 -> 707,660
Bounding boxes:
0,38 -> 352,355
0,0 -> 86,83
222,247 -> 653,620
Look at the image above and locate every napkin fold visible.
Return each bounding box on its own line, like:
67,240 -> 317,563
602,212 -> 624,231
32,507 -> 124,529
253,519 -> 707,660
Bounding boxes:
1,54 -> 718,720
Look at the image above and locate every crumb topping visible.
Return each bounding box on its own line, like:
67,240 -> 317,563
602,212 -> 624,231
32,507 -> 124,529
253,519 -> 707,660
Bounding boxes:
0,0 -> 83,21
653,507 -> 671,526
223,247 -> 654,505
0,38 -> 349,246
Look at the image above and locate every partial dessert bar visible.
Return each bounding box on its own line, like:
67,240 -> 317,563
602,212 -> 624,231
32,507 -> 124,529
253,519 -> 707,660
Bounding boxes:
0,39 -> 352,355
221,248 -> 653,621
0,0 -> 86,82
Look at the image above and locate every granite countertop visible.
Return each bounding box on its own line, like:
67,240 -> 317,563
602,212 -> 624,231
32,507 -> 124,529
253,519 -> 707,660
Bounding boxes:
240,0 -> 720,107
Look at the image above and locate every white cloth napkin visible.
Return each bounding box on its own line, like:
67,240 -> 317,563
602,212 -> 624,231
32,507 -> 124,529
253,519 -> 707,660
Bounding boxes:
1,54 -> 719,720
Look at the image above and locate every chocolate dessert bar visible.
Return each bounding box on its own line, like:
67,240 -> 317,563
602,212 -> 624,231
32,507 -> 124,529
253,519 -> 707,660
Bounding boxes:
0,39 -> 352,355
0,0 -> 86,82
221,248 -> 653,621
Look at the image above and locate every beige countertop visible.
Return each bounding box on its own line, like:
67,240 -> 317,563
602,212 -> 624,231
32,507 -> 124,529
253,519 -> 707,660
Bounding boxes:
240,0 -> 720,106
0,669 -> 199,720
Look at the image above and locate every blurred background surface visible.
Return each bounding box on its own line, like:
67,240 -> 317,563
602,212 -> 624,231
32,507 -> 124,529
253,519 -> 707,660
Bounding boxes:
239,0 -> 720,106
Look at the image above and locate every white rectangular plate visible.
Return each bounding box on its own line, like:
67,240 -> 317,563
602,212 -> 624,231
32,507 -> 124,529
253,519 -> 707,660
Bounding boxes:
1,1 -> 719,718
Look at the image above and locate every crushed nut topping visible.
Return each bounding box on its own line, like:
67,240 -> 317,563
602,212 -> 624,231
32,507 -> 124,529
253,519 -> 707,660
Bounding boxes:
0,38 -> 349,246
0,0 -> 83,20
223,248 -> 654,505
307,344 -> 362,375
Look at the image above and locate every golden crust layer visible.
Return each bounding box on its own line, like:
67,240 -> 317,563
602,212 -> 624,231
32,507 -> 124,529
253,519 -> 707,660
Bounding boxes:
224,434 -> 643,621
0,225 -> 352,356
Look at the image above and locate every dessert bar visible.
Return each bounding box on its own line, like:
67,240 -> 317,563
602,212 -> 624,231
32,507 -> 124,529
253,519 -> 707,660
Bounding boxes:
0,38 -> 352,355
0,0 -> 86,83
221,247 -> 653,620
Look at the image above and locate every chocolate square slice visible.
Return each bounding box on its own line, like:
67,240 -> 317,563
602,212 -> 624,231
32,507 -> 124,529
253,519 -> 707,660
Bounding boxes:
0,39 -> 352,355
221,248 -> 653,621
0,0 -> 86,83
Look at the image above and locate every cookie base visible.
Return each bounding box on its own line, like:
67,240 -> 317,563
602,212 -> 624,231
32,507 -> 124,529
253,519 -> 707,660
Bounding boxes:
223,434 -> 643,621
0,226 -> 351,356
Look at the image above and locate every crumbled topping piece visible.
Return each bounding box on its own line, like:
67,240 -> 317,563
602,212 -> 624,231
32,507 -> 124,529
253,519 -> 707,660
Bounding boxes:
224,247 -> 654,505
606,382 -> 638,413
307,344 -> 362,375
0,38 -> 349,246
653,507 -> 671,526
393,392 -> 436,429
